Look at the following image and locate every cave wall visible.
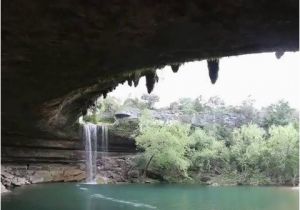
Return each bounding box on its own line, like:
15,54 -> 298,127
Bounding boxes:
2,0 -> 299,140
1,154 -> 141,191
1,127 -> 136,164
1,125 -> 137,189
3,0 -> 298,190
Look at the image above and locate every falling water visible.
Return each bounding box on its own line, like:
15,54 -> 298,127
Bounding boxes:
82,123 -> 109,184
101,125 -> 108,153
83,124 -> 98,183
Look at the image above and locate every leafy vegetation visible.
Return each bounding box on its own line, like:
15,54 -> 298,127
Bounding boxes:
137,114 -> 298,185
136,111 -> 191,181
82,96 -> 121,124
82,94 -> 299,186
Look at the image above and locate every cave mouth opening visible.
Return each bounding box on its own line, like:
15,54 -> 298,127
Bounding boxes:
76,51 -> 299,186
79,52 -> 299,126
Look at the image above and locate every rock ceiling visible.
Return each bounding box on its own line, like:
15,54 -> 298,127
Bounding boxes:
2,0 -> 299,139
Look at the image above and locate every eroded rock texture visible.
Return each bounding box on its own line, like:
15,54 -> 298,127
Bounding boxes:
1,1 -> 299,140
1,154 -> 144,191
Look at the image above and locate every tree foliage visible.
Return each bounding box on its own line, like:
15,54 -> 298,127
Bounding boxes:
82,95 -> 299,186
263,125 -> 299,185
136,113 -> 298,185
189,129 -> 229,173
141,94 -> 160,109
136,112 -> 190,180
261,100 -> 298,130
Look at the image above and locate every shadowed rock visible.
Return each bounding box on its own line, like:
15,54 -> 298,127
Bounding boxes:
145,71 -> 157,94
207,59 -> 219,84
1,0 -> 298,138
171,64 -> 180,73
275,51 -> 285,59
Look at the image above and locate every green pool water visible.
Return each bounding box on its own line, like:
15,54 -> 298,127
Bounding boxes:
1,183 -> 298,210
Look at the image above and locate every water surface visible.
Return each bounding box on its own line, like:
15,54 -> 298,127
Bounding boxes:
2,183 -> 298,210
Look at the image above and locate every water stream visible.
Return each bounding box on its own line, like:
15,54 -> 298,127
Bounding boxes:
82,123 -> 109,183
101,125 -> 108,153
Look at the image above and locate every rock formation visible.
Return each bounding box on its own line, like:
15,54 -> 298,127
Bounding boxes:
1,0 -> 299,190
207,58 -> 220,84
2,0 -> 298,140
1,154 -> 142,191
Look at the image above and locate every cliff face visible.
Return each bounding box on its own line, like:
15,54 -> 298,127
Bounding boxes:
1,154 -> 142,192
2,124 -> 136,164
1,124 -> 138,191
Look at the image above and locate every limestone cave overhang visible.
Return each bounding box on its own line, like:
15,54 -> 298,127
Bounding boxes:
1,0 -> 299,139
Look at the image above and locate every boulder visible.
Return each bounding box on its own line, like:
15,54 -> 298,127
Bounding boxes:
96,176 -> 109,184
1,183 -> 10,193
1,171 -> 15,187
11,177 -> 29,186
1,171 -> 14,180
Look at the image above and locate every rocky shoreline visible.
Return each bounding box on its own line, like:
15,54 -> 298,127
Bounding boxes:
1,154 -> 145,193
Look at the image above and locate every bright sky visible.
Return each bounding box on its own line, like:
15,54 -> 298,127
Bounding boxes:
109,52 -> 299,109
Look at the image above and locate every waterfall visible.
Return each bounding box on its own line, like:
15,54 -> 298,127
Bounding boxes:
82,123 -> 109,184
83,124 -> 98,183
101,125 -> 109,153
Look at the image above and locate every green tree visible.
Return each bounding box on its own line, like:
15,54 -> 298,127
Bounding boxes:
205,96 -> 225,111
123,97 -> 147,110
169,101 -> 180,111
261,100 -> 298,130
136,112 -> 191,180
189,129 -> 229,173
141,94 -> 160,109
193,96 -> 205,112
83,96 -> 121,124
178,98 -> 195,114
263,125 -> 299,185
238,96 -> 259,125
82,108 -> 99,124
98,96 -> 121,113
230,124 -> 266,173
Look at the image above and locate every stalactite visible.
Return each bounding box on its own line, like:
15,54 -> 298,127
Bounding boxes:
155,74 -> 159,83
207,58 -> 219,84
86,99 -> 94,108
108,87 -> 114,94
82,109 -> 87,116
127,79 -> 133,87
133,73 -> 140,87
171,64 -> 180,73
103,90 -> 108,98
133,77 -> 139,87
275,51 -> 285,59
145,71 -> 156,94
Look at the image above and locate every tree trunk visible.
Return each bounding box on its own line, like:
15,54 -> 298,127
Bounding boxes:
143,155 -> 154,178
